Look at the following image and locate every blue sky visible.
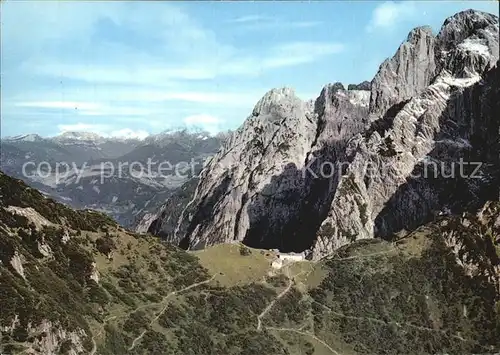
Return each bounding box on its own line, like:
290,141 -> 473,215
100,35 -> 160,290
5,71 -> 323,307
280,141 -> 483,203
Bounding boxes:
1,1 -> 498,139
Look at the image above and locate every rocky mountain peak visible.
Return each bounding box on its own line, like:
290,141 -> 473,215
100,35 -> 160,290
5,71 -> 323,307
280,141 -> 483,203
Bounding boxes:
315,81 -> 370,116
251,87 -> 302,118
438,9 -> 499,51
3,134 -> 44,143
369,10 -> 498,119
316,83 -> 344,104
54,131 -> 105,144
437,10 -> 498,78
325,82 -> 346,92
406,25 -> 434,43
369,22 -> 437,118
348,81 -> 371,91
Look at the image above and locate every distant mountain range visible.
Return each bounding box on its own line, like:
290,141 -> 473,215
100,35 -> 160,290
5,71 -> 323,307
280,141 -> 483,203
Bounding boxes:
1,129 -> 227,227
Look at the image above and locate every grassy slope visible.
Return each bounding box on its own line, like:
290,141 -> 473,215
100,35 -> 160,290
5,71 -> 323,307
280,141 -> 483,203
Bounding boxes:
0,172 -> 499,355
193,243 -> 278,286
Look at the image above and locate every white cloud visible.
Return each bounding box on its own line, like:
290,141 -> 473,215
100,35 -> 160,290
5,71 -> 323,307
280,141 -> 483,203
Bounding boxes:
14,89 -> 261,110
28,61 -> 217,83
228,15 -> 272,23
217,41 -> 344,76
78,107 -> 158,117
8,3 -> 337,86
263,42 -> 345,69
228,14 -> 321,30
27,39 -> 344,85
183,114 -> 222,135
2,1 -> 225,60
16,101 -> 102,111
184,114 -> 220,125
366,1 -> 417,32
3,1 -> 233,86
57,123 -> 110,134
109,128 -> 150,140
365,1 -> 499,34
15,100 -> 159,118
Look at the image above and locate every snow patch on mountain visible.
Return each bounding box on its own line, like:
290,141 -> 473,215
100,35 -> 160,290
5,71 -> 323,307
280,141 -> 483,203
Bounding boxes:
4,134 -> 44,142
458,38 -> 492,57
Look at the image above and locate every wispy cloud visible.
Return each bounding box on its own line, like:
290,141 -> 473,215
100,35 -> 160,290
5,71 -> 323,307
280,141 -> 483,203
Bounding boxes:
15,101 -> 158,118
228,14 -> 322,31
366,1 -> 498,34
16,101 -> 102,111
262,42 -> 345,69
228,15 -> 272,23
27,61 -> 217,83
366,1 -> 417,32
14,89 -> 262,109
26,39 -> 344,85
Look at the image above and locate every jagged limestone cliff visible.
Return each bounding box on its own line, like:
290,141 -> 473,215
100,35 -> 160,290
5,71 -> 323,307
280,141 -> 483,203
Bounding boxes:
145,10 -> 498,259
313,10 -> 499,258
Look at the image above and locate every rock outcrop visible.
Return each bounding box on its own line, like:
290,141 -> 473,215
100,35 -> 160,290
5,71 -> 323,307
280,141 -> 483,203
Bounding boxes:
369,26 -> 437,119
178,87 -> 320,251
347,81 -> 371,91
147,10 -> 499,259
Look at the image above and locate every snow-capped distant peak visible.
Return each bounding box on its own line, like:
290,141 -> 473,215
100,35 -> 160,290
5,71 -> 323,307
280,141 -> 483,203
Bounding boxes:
56,131 -> 104,141
52,130 -> 148,143
3,134 -> 44,142
107,128 -> 149,141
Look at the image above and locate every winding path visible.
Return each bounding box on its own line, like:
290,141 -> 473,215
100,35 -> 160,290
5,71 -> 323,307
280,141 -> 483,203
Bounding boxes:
256,265 -> 313,332
89,338 -> 97,355
128,275 -> 216,351
323,247 -> 397,262
256,270 -> 293,331
89,275 -> 215,354
312,300 -> 488,346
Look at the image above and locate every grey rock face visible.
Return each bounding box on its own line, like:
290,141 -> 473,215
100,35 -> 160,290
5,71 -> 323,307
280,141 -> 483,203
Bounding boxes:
438,10 -> 499,78
312,10 -> 499,258
155,84 -> 371,251
150,10 -> 499,259
347,81 -> 371,91
136,177 -> 201,243
437,9 -> 499,52
369,26 -> 437,119
177,88 -> 319,251
327,82 -> 346,92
